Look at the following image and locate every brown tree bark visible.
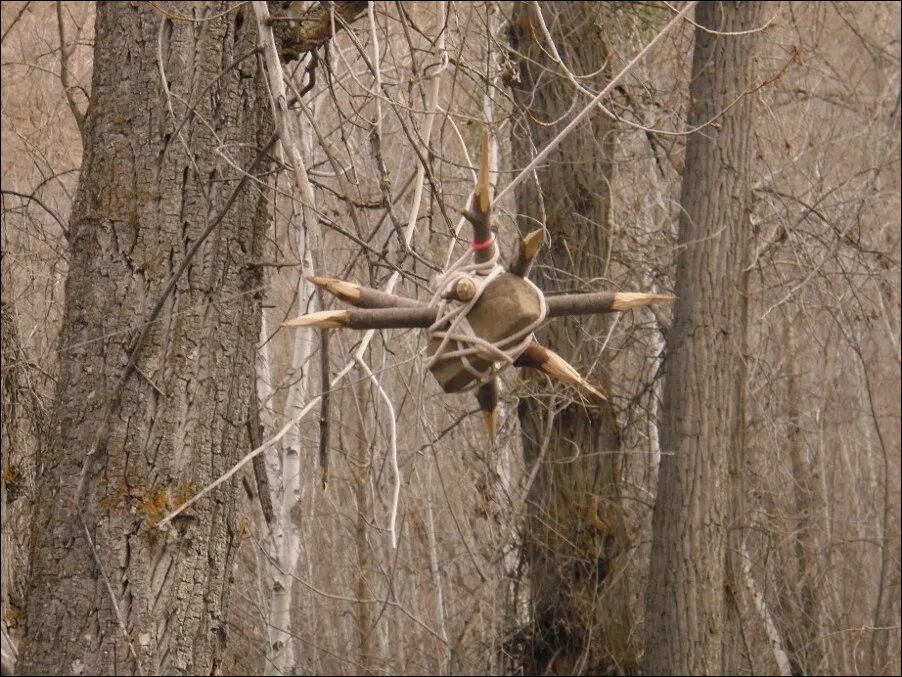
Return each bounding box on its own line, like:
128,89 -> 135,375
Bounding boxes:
784,319 -> 826,674
509,3 -> 635,673
644,2 -> 762,674
18,3 -> 273,673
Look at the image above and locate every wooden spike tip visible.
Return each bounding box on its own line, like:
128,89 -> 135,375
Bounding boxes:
282,309 -> 350,329
520,228 -> 544,261
309,276 -> 362,305
476,128 -> 491,213
518,343 -> 607,400
539,348 -> 607,400
609,292 -> 676,311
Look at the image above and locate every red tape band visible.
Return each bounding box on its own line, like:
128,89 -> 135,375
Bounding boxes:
471,233 -> 496,251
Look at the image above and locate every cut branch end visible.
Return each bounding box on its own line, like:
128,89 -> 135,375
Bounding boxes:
309,276 -> 361,304
610,292 -> 676,311
516,343 -> 607,400
283,309 -> 350,329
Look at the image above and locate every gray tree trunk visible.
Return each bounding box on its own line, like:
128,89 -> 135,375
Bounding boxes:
19,3 -> 273,673
644,2 -> 761,674
509,3 -> 636,673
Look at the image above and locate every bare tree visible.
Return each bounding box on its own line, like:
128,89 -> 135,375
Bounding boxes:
644,2 -> 762,674
506,3 -> 636,673
15,2 -> 362,673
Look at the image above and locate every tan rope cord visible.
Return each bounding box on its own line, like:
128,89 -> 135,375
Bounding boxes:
424,244 -> 547,387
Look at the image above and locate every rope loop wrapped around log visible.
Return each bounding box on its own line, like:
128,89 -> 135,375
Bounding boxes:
424,243 -> 547,387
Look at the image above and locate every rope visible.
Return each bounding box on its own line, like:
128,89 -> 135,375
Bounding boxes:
424,241 -> 547,387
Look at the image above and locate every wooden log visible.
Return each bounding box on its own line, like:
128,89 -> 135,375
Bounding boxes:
427,272 -> 543,393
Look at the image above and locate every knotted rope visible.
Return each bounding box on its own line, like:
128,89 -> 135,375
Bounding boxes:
424,236 -> 547,387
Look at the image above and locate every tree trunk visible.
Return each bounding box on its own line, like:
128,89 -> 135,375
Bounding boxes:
784,319 -> 826,674
19,3 -> 272,673
509,3 -> 635,673
644,2 -> 761,674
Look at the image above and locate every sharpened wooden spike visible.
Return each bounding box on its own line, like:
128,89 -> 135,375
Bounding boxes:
609,292 -> 676,311
521,228 -> 544,260
476,379 -> 500,444
517,343 -> 607,400
510,228 -> 545,277
309,276 -> 361,304
476,129 -> 491,213
309,276 -> 423,309
482,409 -> 497,445
283,309 -> 350,329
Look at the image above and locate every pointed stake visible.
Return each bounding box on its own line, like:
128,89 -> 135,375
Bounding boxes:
476,128 -> 491,214
283,309 -> 350,329
310,276 -> 361,304
515,342 -> 607,400
309,276 -> 422,309
510,228 -> 545,277
465,128 -> 495,263
282,291 -> 675,332
609,292 -> 676,311
284,306 -> 435,330
545,291 -> 675,318
476,379 -> 500,444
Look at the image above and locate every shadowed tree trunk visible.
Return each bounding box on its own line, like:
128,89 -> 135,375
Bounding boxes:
784,318 -> 826,674
18,3 -> 273,673
509,3 -> 636,674
644,2 -> 762,674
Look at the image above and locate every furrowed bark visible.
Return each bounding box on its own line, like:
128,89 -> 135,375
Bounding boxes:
19,4 -> 272,673
509,3 -> 635,672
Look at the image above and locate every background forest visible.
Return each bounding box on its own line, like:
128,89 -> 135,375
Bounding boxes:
1,1 -> 899,675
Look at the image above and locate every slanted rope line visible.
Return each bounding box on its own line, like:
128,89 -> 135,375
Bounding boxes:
424,244 -> 547,386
